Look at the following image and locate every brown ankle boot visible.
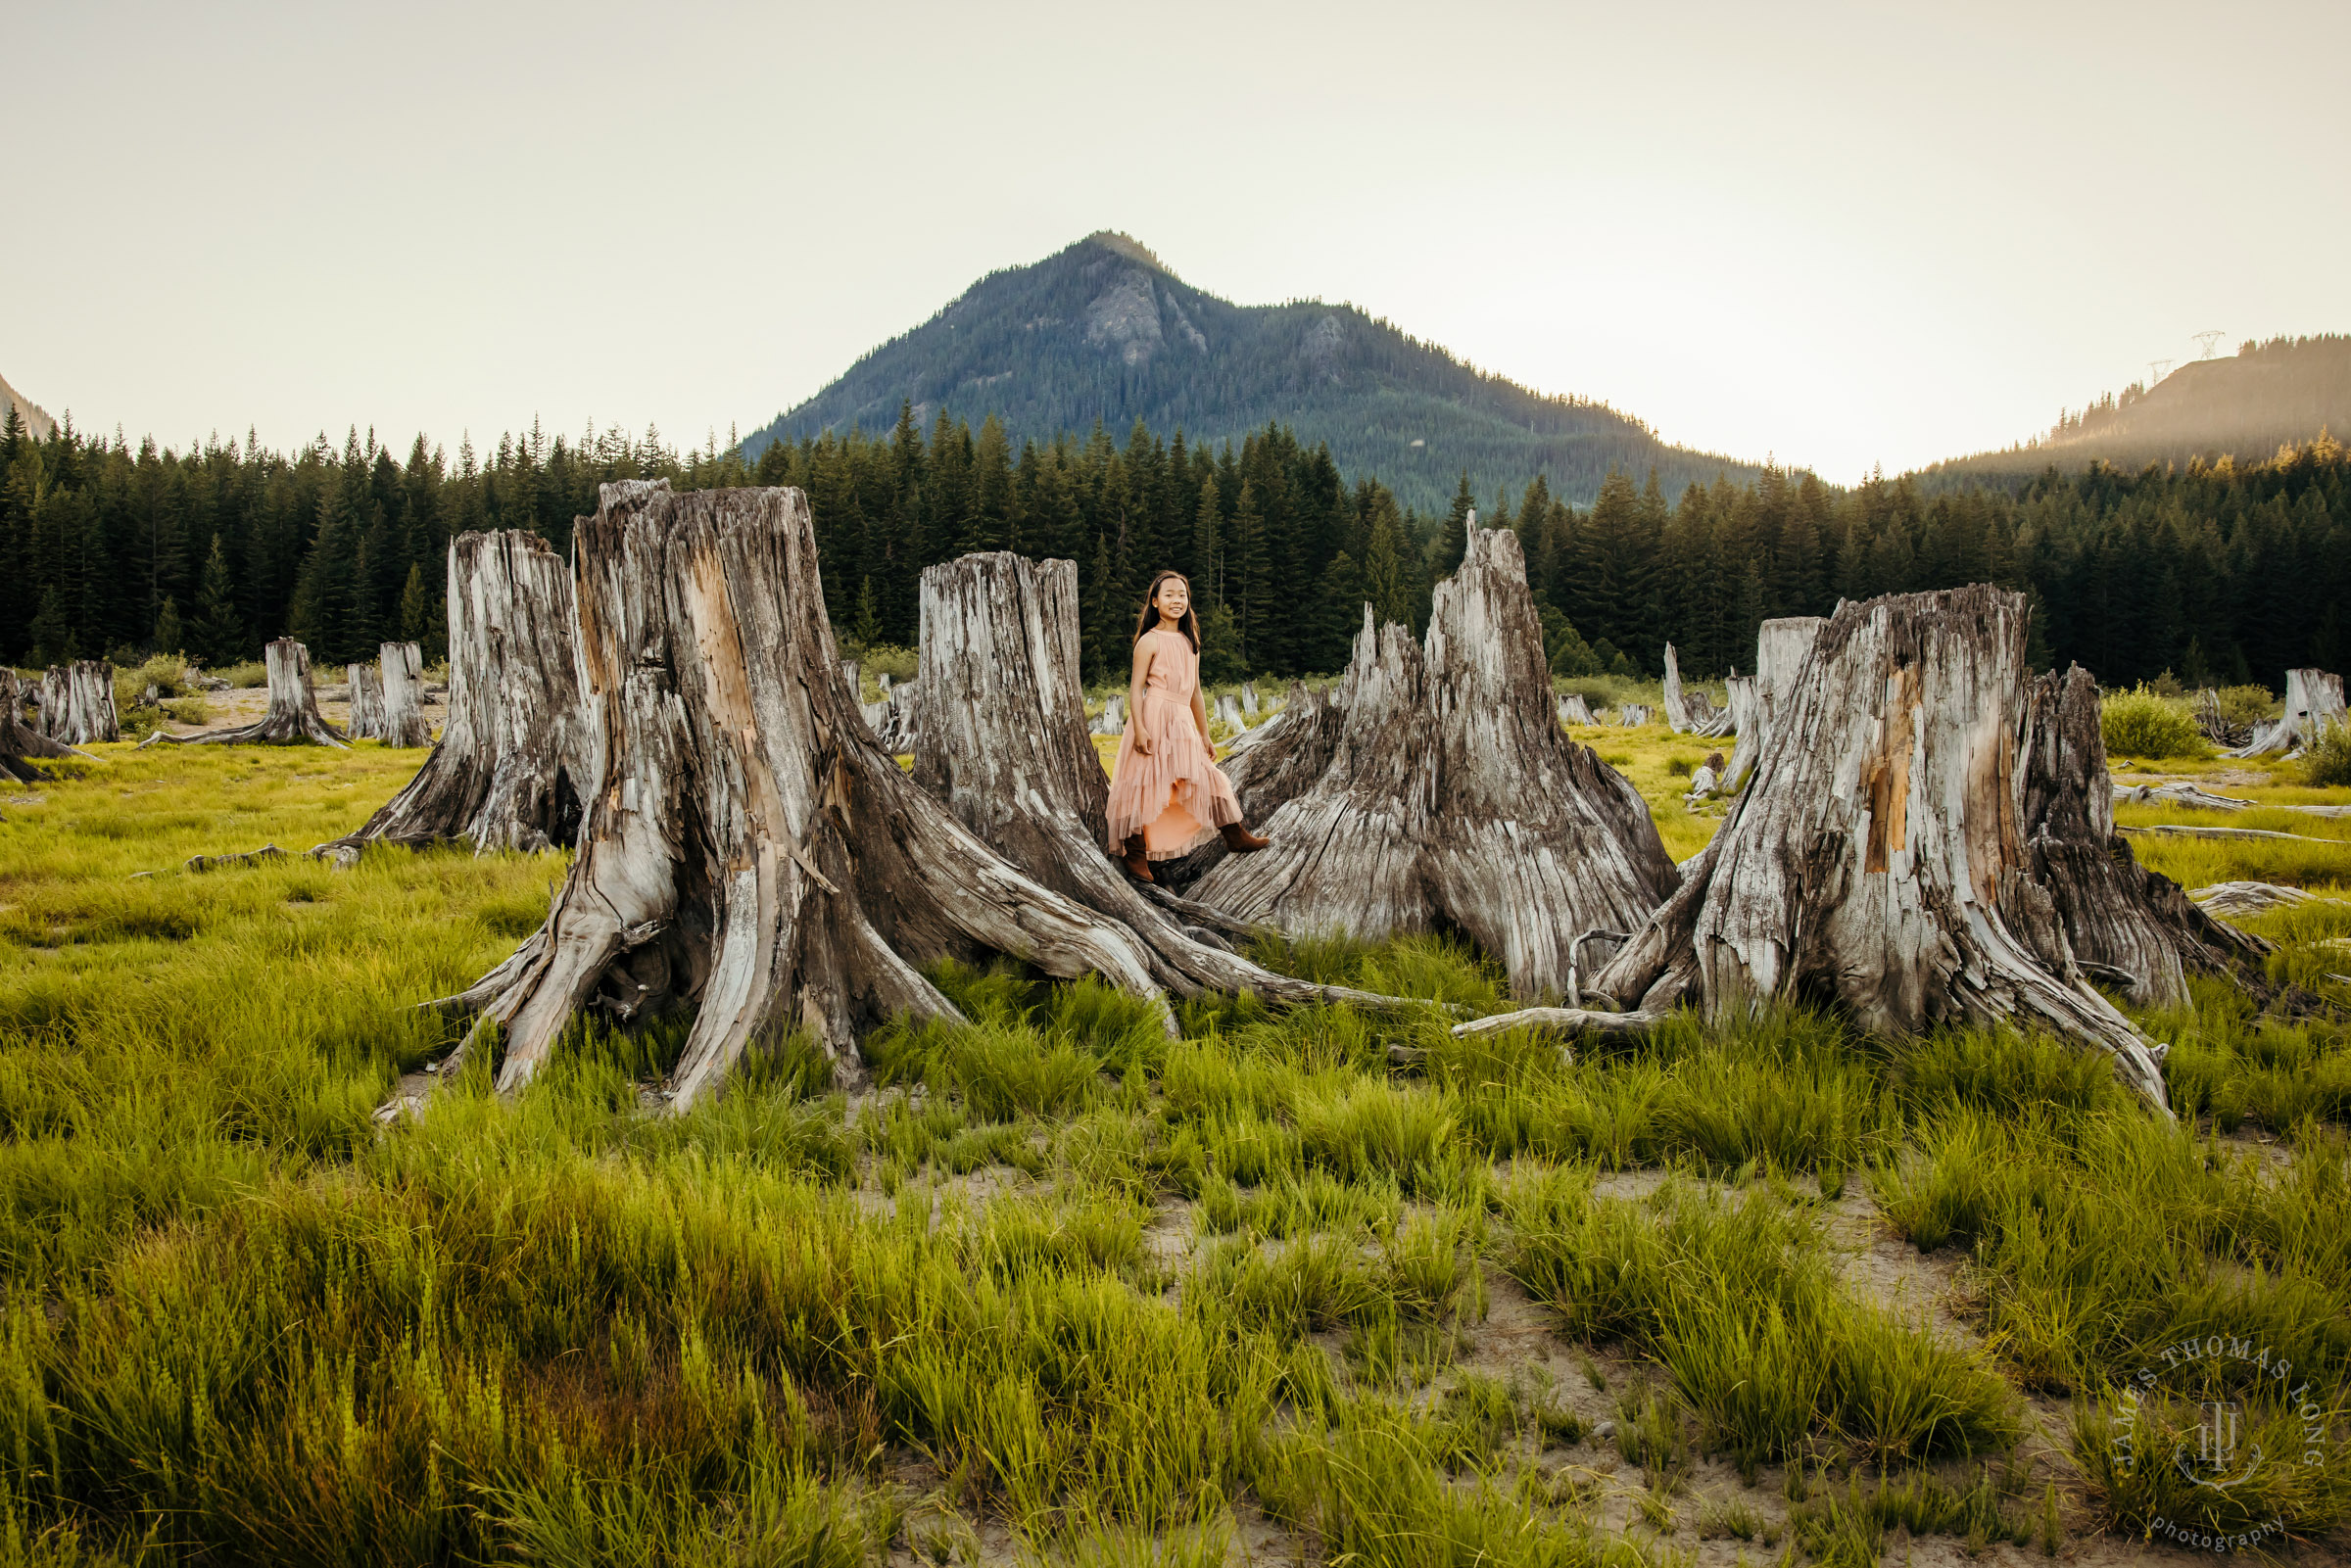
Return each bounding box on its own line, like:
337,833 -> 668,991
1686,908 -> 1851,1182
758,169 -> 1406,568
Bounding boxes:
1122,833 -> 1155,881
1220,822 -> 1270,853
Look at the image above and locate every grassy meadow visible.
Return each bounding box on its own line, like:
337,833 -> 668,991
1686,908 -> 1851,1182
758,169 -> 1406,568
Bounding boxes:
0,718 -> 2345,1566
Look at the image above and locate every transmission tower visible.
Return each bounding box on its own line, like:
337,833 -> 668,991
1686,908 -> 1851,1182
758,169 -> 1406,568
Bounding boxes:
2148,358 -> 2174,385
2192,330 -> 2225,359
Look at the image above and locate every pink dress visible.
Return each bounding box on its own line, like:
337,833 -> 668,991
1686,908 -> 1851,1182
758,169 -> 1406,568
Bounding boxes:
1106,628 -> 1243,859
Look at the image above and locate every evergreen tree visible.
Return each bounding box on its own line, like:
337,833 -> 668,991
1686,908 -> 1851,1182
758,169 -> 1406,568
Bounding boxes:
1190,475 -> 1223,606
397,561 -> 434,655
1363,499 -> 1413,633
1437,470 -> 1474,576
1224,481 -> 1271,669
152,595 -> 184,655
27,586 -> 72,666
192,533 -> 244,666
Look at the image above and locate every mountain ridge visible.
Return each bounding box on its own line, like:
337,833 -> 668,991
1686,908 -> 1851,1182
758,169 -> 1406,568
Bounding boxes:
0,371 -> 55,441
1922,333 -> 2351,484
743,232 -> 1762,513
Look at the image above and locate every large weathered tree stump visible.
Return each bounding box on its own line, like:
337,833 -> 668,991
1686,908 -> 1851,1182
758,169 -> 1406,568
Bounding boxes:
1557,692 -> 1598,727
139,640 -> 347,748
1188,521 -> 1679,999
313,531 -> 592,863
345,662 -> 386,740
2014,665 -> 2271,1007
1661,643 -> 1729,736
2228,668 -> 2346,758
911,550 -> 1423,1010
1717,616 -> 1822,797
1561,586 -> 2174,1112
378,641 -> 431,747
0,670 -> 89,783
37,661 -> 118,744
436,484 -> 1248,1108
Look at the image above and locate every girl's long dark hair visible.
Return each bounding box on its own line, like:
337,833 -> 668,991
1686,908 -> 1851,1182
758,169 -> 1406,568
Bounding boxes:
1132,570 -> 1201,652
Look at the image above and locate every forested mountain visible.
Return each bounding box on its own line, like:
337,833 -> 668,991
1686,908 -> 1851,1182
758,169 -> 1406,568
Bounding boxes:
0,372 -> 54,442
1925,334 -> 2351,485
741,232 -> 1760,515
7,393 -> 2345,696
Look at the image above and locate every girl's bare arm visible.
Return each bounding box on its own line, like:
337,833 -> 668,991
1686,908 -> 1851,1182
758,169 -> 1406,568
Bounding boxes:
1128,638 -> 1156,756
1191,684 -> 1211,743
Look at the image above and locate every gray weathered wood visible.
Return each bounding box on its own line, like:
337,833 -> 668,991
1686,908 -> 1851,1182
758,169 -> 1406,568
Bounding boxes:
2189,881 -> 2332,918
378,641 -> 432,747
1557,692 -> 1598,727
1718,617 -> 1822,798
1661,643 -> 1730,736
0,669 -> 90,784
1089,693 -> 1128,736
139,640 -> 348,749
37,660 -> 118,744
2228,668 -> 2346,757
1190,519 -> 1678,999
345,662 -> 385,740
1616,702 -> 1653,727
2013,664 -> 2270,1008
312,531 -> 591,864
1568,586 -> 2175,1114
436,484 -> 1245,1108
910,550 -> 1415,1014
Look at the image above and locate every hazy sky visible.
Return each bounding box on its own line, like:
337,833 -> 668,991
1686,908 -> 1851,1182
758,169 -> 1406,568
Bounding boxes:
6,0 -> 2345,483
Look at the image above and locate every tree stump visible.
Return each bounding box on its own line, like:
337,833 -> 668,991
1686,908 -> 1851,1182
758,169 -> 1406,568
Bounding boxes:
0,670 -> 89,783
437,484 -> 1223,1107
2011,665 -> 2270,1008
910,551 -> 1409,1005
1089,694 -> 1128,736
345,663 -> 386,740
139,640 -> 347,748
1152,681 -> 1344,890
2192,689 -> 2251,749
1241,682 -> 1260,718
379,641 -> 432,747
1563,586 -> 2173,1112
1557,692 -> 1598,727
37,661 -> 118,744
1717,616 -> 1822,797
2228,668 -> 2346,757
1189,521 -> 1679,999
1212,692 -> 1245,733
1661,643 -> 1729,736
1616,702 -> 1654,727
311,531 -> 591,864
861,681 -> 920,753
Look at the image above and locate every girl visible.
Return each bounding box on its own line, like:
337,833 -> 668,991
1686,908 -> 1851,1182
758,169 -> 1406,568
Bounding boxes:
1105,571 -> 1271,881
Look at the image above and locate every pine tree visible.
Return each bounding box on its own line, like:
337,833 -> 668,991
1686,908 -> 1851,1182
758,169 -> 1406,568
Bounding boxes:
852,576 -> 881,651
1190,476 -> 1223,605
152,595 -> 184,654
1224,481 -> 1271,669
397,561 -> 433,654
1313,549 -> 1365,671
26,586 -> 72,666
1437,471 -> 1474,576
1363,500 -> 1412,633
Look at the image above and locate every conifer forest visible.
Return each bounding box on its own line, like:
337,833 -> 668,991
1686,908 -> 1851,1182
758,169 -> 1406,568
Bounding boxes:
6,399 -> 2346,690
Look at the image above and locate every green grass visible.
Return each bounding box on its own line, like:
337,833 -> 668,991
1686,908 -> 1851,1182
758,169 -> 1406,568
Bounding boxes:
0,745 -> 2344,1563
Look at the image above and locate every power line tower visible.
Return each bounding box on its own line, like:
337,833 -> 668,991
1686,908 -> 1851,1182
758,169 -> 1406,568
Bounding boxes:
2148,358 -> 2174,386
2192,330 -> 2225,359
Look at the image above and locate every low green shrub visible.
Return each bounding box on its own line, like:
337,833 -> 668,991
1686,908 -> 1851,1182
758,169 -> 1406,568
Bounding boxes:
2099,685 -> 2205,759
2304,719 -> 2351,787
